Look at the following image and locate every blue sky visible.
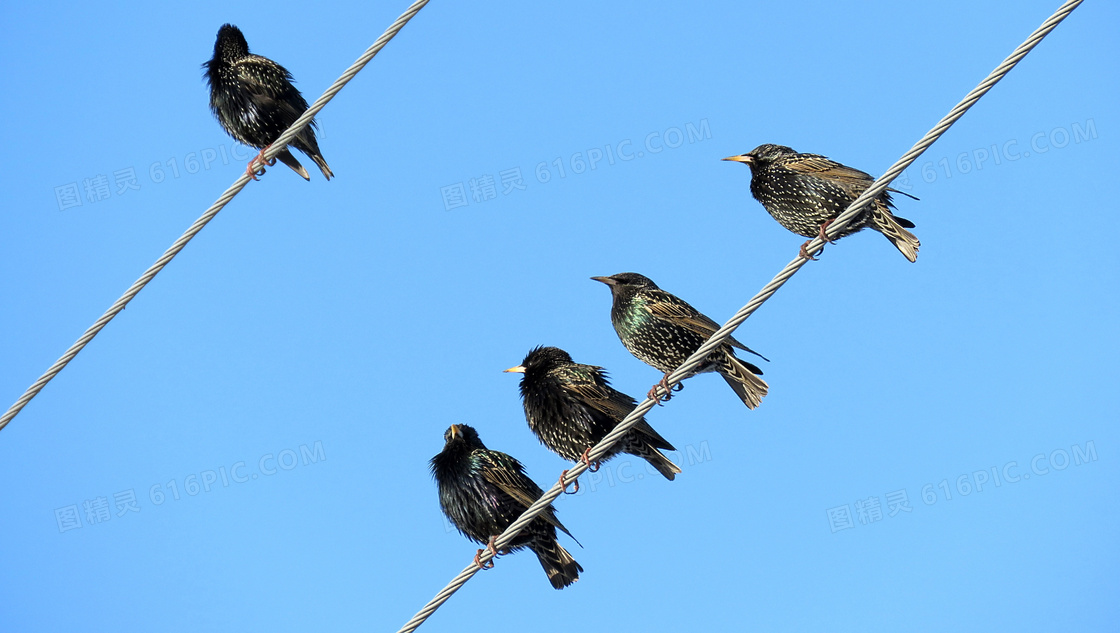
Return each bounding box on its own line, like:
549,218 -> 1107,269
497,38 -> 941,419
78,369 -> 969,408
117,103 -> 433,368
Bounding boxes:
1,1 -> 1116,631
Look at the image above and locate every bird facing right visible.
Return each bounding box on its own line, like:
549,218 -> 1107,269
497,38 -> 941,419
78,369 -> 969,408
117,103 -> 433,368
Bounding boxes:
591,273 -> 769,409
505,346 -> 682,480
430,424 -> 582,589
723,144 -> 918,261
204,24 -> 334,181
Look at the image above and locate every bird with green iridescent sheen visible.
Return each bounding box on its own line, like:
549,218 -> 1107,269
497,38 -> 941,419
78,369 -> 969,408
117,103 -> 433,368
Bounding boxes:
592,273 -> 769,409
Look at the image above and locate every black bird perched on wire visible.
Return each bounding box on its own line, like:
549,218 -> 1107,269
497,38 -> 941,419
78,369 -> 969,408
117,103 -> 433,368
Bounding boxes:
204,23 -> 333,181
723,144 -> 918,261
591,273 -> 769,409
430,424 -> 583,589
505,346 -> 682,482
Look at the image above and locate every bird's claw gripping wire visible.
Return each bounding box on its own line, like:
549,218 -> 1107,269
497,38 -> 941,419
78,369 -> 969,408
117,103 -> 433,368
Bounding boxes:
559,469 -> 579,494
799,239 -> 821,261
647,374 -> 682,404
799,219 -> 836,260
473,536 -> 498,570
817,218 -> 838,245
560,447 -> 601,494
579,447 -> 601,473
246,147 -> 277,181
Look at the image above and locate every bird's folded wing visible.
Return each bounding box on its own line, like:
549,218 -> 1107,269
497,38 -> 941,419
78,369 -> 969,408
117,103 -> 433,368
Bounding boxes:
783,155 -> 874,187
233,59 -> 288,96
646,294 -> 761,357
480,459 -> 569,534
233,59 -> 306,125
558,368 -> 635,422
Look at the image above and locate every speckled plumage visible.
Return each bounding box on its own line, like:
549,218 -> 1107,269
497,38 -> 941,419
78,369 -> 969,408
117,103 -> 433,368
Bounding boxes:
724,144 -> 918,261
592,273 -> 769,409
506,346 -> 681,480
429,424 -> 582,589
204,24 -> 333,181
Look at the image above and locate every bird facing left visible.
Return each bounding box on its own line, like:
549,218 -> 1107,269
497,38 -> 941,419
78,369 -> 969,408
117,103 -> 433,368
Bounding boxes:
204,24 -> 334,181
723,144 -> 917,261
592,272 -> 770,409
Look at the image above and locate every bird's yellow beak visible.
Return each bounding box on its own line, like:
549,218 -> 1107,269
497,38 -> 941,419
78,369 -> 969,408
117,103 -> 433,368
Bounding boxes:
449,424 -> 460,440
722,154 -> 753,164
504,365 -> 526,374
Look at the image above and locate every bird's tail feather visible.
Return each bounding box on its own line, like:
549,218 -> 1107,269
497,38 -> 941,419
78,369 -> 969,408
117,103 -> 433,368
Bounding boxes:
626,439 -> 681,481
633,420 -> 675,452
274,150 -> 311,181
873,209 -> 920,262
309,153 -> 334,180
719,355 -> 769,410
534,541 -> 583,589
887,187 -> 920,202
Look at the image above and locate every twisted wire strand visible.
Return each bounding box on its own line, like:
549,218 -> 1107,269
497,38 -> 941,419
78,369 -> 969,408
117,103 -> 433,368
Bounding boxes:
395,1 -> 1082,630
0,0 -> 431,433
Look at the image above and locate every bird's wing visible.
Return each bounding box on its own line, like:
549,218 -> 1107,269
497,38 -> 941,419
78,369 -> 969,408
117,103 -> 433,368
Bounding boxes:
479,451 -> 572,536
646,292 -> 769,361
556,365 -> 674,450
232,58 -> 287,99
556,365 -> 635,422
232,57 -> 308,125
785,154 -> 905,217
789,154 -> 918,207
645,291 -> 718,334
782,155 -> 875,188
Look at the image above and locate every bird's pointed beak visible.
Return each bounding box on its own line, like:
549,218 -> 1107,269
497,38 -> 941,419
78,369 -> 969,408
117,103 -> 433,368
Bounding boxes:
504,365 -> 526,374
722,154 -> 753,164
449,424 -> 460,440
590,276 -> 616,286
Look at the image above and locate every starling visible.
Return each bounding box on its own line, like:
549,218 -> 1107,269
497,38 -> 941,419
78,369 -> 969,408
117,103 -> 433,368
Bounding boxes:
592,273 -> 769,409
430,424 -> 583,589
204,24 -> 333,181
505,346 -> 682,481
723,144 -> 918,261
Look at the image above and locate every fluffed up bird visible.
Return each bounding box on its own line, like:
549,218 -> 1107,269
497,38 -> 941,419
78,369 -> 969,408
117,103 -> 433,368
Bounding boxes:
723,144 -> 918,261
505,346 -> 682,481
592,273 -> 769,409
204,24 -> 333,181
430,424 -> 583,589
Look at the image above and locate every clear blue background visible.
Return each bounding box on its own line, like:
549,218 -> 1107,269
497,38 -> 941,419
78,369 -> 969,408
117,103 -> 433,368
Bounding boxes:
1,1 -> 1116,631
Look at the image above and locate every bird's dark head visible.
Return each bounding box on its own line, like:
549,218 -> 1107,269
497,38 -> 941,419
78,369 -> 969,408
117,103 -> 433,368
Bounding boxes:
505,346 -> 573,377
431,424 -> 486,480
213,24 -> 250,64
442,423 -> 484,449
722,144 -> 796,170
591,272 -> 659,294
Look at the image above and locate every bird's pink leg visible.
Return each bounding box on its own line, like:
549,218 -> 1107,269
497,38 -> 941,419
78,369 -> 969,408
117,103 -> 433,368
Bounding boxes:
817,218 -> 837,244
799,239 -> 820,261
474,535 -> 498,570
647,373 -> 678,404
246,146 -> 276,181
649,371 -> 672,403
799,218 -> 837,260
579,447 -> 600,473
559,469 -> 579,494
